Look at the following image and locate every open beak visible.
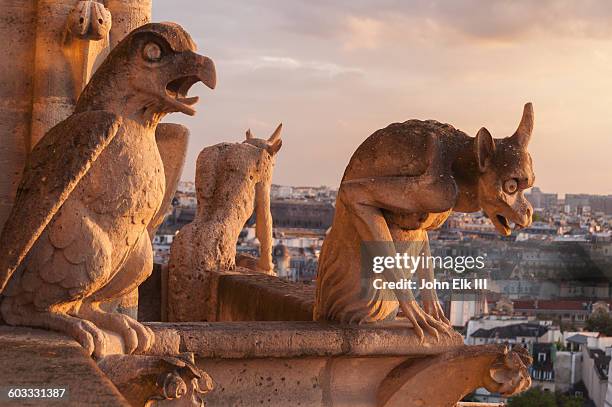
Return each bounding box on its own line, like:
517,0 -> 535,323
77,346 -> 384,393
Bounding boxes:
493,214 -> 512,236
490,212 -> 531,237
165,54 -> 216,116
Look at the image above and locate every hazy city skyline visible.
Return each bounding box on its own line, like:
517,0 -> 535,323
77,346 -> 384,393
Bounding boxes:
153,1 -> 612,195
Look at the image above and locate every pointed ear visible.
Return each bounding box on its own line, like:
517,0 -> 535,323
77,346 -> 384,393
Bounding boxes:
268,123 -> 282,142
246,129 -> 254,140
511,102 -> 534,147
266,139 -> 282,155
474,127 -> 495,173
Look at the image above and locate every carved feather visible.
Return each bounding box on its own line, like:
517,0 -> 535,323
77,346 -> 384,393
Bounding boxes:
0,110 -> 122,293
147,123 -> 189,237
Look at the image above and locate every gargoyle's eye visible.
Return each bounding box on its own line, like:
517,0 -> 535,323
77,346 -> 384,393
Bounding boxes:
503,179 -> 519,194
143,42 -> 162,62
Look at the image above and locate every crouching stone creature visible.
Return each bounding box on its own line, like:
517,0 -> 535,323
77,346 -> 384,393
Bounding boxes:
315,104 -> 535,342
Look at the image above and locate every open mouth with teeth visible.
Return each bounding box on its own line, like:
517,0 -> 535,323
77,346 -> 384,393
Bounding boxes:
491,214 -> 512,236
496,215 -> 510,230
165,75 -> 202,116
493,214 -> 527,236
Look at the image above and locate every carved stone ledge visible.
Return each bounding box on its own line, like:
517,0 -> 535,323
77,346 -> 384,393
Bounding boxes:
377,344 -> 532,407
135,323 -> 531,406
145,321 -> 464,359
97,353 -> 213,407
0,326 -> 129,406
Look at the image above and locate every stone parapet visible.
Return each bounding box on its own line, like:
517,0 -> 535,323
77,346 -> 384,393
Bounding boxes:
146,321 -> 463,358
141,265 -> 316,323
143,322 -> 530,407
0,326 -> 128,406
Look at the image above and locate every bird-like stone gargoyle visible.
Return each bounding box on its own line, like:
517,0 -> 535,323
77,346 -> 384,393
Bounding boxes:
0,22 -> 216,358
315,104 -> 535,342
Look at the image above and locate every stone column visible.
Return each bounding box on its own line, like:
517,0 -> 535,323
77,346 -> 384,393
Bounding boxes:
106,0 -> 152,48
29,0 -> 81,151
0,0 -> 152,232
0,0 -> 37,230
30,0 -> 152,151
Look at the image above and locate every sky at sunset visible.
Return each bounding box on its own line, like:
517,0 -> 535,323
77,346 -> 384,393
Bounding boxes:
153,1 -> 612,195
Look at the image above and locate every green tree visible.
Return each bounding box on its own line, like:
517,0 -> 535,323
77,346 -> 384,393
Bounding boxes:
508,388 -> 556,407
508,388 -> 585,406
585,312 -> 612,336
556,394 -> 584,407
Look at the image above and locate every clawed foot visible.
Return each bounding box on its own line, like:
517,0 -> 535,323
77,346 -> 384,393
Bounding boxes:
0,304 -> 109,359
423,298 -> 451,326
76,303 -> 154,355
399,301 -> 454,343
63,318 -> 109,359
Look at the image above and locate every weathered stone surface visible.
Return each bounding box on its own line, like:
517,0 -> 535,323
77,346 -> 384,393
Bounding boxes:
315,104 -> 536,342
143,323 -> 529,407
0,0 -> 37,230
146,321 -> 463,359
378,344 -> 532,407
168,125 -> 283,322
114,124 -> 190,321
0,0 -> 152,229
216,272 -> 315,321
138,263 -> 166,322
0,326 -> 128,406
0,23 -> 216,358
98,352 -> 213,407
141,265 -> 314,323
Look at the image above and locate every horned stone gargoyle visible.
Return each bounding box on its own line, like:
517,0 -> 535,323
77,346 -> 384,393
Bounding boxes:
0,22 -> 216,358
314,104 -> 535,341
168,124 -> 283,322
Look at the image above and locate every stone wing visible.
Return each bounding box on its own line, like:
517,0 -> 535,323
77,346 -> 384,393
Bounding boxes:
0,110 -> 122,292
147,123 -> 189,237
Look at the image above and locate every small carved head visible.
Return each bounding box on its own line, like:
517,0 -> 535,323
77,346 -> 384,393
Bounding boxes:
66,0 -> 112,41
76,22 -> 216,121
474,103 -> 535,236
243,123 -> 283,156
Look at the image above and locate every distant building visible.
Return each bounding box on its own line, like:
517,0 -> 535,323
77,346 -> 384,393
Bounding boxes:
271,184 -> 293,199
554,350 -> 582,394
558,332 -> 612,407
583,348 -> 611,407
467,323 -> 554,346
449,292 -> 488,328
566,194 -> 612,216
526,187 -> 558,211
465,315 -> 552,344
269,200 -> 334,230
513,300 -> 591,328
531,343 -> 556,391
